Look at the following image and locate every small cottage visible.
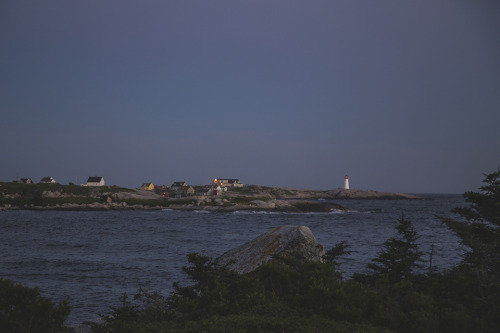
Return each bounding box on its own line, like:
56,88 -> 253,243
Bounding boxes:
185,186 -> 195,196
39,176 -> 56,184
140,183 -> 155,191
212,185 -> 223,196
86,176 -> 105,186
20,178 -> 33,184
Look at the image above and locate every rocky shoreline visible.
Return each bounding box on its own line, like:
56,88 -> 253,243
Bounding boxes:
0,183 -> 422,213
0,199 -> 348,213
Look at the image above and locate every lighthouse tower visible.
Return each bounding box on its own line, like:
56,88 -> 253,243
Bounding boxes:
344,175 -> 350,190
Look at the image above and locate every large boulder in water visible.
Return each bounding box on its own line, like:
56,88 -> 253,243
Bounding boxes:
217,225 -> 324,274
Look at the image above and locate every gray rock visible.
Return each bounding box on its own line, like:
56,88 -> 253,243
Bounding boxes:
328,188 -> 421,200
250,200 -> 276,209
217,225 -> 324,274
42,190 -> 61,198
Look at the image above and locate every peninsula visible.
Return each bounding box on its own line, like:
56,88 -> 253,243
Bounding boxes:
0,182 -> 421,213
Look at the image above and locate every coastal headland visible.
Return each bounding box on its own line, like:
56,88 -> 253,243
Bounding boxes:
0,182 -> 422,213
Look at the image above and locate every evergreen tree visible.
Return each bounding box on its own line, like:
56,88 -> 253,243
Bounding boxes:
452,168 -> 500,226
367,215 -> 423,283
441,168 -> 500,329
443,168 -> 500,274
322,241 -> 351,267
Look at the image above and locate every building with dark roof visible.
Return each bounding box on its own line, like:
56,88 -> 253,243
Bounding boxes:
39,176 -> 56,184
85,176 -> 105,186
171,181 -> 187,189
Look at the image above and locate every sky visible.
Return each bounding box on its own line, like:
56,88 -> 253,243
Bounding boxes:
1,0 -> 499,193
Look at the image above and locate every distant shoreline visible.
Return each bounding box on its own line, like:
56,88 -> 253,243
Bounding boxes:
0,182 -> 423,213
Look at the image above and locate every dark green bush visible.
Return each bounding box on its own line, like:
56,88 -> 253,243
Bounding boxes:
0,278 -> 70,333
367,214 -> 423,283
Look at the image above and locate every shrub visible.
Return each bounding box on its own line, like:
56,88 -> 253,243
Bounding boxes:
0,278 -> 71,333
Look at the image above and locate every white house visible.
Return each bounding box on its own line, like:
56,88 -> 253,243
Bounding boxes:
212,185 -> 223,196
85,176 -> 105,186
39,176 -> 56,184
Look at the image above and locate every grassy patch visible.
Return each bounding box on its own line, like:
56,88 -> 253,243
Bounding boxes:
0,182 -> 62,195
0,182 -> 138,208
0,182 -> 133,196
230,185 -> 264,195
0,196 -> 103,207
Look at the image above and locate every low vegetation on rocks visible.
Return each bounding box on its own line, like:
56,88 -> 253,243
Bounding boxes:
0,182 -> 350,212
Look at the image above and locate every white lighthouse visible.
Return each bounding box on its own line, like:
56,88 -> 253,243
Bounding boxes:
344,175 -> 350,190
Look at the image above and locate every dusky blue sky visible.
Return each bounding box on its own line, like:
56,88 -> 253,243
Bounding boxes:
1,0 -> 499,193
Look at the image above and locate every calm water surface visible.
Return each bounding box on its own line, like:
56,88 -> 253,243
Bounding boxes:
0,194 -> 467,324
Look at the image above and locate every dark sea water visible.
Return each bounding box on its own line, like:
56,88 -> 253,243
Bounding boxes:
0,194 -> 467,324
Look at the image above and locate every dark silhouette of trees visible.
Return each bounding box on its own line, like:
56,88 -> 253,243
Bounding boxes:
367,214 -> 423,283
0,278 -> 70,333
441,168 -> 500,329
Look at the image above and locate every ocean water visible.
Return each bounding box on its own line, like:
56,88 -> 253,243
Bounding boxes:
0,194 -> 467,324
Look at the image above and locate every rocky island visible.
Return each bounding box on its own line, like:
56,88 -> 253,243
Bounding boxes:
0,182 -> 421,213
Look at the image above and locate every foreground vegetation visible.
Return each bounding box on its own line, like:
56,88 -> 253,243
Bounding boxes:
0,279 -> 70,333
90,169 -> 500,332
1,169 -> 499,332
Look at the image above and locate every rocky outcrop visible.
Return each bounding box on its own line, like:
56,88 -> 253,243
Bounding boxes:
217,225 -> 324,274
259,186 -> 422,200
42,190 -> 63,198
326,188 -> 421,200
0,183 -> 421,212
111,190 -> 164,200
250,200 -> 276,209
